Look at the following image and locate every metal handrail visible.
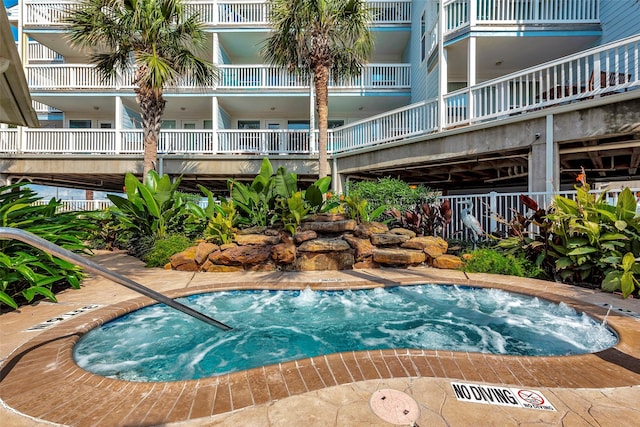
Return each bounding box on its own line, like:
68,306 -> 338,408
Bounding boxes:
0,227 -> 232,331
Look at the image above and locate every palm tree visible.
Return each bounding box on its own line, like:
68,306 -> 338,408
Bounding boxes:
263,0 -> 373,178
66,0 -> 217,178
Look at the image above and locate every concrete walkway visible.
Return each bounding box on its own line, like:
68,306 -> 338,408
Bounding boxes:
1,251 -> 639,426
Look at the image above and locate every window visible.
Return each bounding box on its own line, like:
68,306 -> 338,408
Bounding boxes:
421,11 -> 426,62
161,120 -> 176,129
238,120 -> 260,129
328,120 -> 344,129
69,119 -> 91,128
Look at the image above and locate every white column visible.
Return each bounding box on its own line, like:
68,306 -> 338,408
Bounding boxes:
211,97 -> 219,153
467,36 -> 476,122
545,114 -> 557,193
437,0 -> 447,131
115,96 -> 123,153
309,84 -> 316,154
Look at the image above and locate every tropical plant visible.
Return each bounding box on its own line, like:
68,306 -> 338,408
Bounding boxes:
108,171 -> 193,257
203,200 -> 238,244
343,194 -> 386,223
229,158 -> 337,231
498,171 -> 640,298
65,0 -> 217,178
263,0 -> 373,178
0,183 -> 93,309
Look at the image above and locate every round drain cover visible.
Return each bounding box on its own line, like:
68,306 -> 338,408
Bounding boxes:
369,388 -> 420,425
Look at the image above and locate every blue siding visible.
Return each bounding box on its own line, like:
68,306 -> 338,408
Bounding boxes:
599,1 -> 640,44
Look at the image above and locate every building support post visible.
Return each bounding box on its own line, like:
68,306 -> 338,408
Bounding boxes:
528,114 -> 558,193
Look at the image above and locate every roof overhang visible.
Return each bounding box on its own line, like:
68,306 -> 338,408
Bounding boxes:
0,6 -> 38,127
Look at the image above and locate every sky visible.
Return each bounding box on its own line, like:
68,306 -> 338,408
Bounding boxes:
29,185 -> 117,200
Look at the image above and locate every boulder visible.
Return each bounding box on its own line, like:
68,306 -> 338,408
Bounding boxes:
194,242 -> 219,264
296,252 -> 355,271
293,230 -> 317,244
401,236 -> 448,258
372,248 -> 426,265
390,227 -> 416,238
353,258 -> 380,269
170,246 -> 197,269
298,238 -> 351,252
272,240 -> 296,264
209,245 -> 272,266
302,219 -> 357,233
355,221 -> 389,238
237,226 -> 267,235
370,233 -> 411,246
431,254 -> 464,269
235,234 -> 281,246
343,234 -> 375,261
201,261 -> 243,272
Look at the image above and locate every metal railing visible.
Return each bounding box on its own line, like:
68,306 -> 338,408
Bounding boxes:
0,227 -> 232,330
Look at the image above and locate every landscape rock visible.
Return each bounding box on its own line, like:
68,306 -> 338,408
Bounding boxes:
302,219 -> 357,233
296,252 -> 355,271
170,246 -> 197,269
355,221 -> 389,238
272,240 -> 296,264
209,245 -> 272,266
293,230 -> 317,244
370,233 -> 411,246
390,228 -> 416,238
298,238 -> 351,252
432,254 -> 463,269
343,234 -> 375,261
235,234 -> 281,246
372,248 -> 426,265
194,242 -> 219,264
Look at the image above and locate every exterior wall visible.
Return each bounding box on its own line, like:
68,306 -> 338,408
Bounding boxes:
410,0 -> 428,103
599,1 -> 640,44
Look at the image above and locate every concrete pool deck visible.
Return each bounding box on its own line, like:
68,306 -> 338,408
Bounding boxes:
1,251 -> 639,427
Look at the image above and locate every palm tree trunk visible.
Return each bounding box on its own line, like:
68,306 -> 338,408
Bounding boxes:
314,65 -> 330,179
136,86 -> 166,179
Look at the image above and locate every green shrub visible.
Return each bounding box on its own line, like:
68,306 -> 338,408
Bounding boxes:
346,177 -> 436,212
0,183 -> 93,310
462,248 -> 541,278
143,235 -> 193,267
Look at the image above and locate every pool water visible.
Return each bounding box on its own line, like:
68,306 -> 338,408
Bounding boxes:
73,285 -> 617,382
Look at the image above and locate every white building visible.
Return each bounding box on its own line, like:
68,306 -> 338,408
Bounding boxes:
2,0 -> 640,194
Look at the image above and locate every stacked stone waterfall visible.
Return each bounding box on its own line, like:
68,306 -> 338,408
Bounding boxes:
169,214 -> 463,272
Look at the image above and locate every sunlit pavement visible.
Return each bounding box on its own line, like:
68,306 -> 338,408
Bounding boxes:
1,251 -> 639,426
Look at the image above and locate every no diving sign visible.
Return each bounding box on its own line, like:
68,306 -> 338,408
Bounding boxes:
451,382 -> 556,411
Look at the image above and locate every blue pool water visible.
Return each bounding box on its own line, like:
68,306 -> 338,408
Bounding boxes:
73,285 -> 617,382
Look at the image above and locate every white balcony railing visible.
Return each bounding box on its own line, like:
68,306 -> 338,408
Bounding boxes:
444,0 -> 600,34
22,0 -> 412,26
26,63 -> 411,91
3,35 -> 638,158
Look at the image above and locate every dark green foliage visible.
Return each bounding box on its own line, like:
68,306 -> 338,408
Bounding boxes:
0,183 -> 93,309
85,208 -> 130,250
498,175 -> 640,298
462,248 -> 541,278
229,158 -> 336,234
347,177 -> 436,213
108,171 -> 199,258
143,234 -> 193,268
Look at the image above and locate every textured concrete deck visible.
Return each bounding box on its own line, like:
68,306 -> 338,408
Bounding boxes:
1,251 -> 639,426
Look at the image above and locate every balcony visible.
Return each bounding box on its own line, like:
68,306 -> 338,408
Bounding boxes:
26,63 -> 411,91
22,0 -> 411,27
444,0 -> 600,35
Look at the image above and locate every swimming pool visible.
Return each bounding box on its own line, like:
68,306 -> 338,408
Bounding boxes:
73,284 -> 617,382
